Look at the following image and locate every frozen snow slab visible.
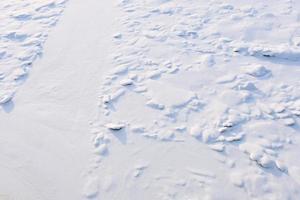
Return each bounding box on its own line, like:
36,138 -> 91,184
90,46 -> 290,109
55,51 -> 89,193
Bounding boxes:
145,79 -> 196,109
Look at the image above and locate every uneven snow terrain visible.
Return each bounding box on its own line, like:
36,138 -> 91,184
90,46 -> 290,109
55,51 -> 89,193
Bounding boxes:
1,0 -> 300,200
0,0 -> 67,104
87,0 -> 300,199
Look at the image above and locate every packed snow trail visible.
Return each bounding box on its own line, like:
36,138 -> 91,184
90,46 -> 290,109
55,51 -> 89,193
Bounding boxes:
0,0 -> 118,199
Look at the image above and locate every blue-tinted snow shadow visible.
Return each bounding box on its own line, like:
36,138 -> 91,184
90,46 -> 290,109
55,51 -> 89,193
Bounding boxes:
254,55 -> 300,67
1,100 -> 15,113
110,129 -> 127,145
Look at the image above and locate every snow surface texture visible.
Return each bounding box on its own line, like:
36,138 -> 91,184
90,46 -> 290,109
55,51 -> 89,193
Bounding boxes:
0,0 -> 117,199
0,0 -> 67,104
86,0 -> 300,199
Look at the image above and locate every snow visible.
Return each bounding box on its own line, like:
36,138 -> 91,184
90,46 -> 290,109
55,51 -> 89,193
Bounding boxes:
1,0 -> 300,199
91,0 -> 300,199
0,0 -> 118,199
106,123 -> 126,131
0,0 -> 67,106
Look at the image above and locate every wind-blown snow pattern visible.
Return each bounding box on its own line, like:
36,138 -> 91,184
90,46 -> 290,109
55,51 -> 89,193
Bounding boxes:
0,0 -> 67,104
85,0 -> 300,199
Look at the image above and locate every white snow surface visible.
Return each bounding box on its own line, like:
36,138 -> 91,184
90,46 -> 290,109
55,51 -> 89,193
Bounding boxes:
1,0 -> 300,200
0,0 -> 67,104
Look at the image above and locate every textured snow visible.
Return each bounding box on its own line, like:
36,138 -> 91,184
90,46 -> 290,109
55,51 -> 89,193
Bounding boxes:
89,0 -> 300,199
1,0 -> 300,200
0,0 -> 67,105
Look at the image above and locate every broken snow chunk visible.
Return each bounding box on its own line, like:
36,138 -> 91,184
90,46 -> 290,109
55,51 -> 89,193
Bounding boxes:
292,36 -> 300,47
218,37 -> 233,43
216,135 -> 225,142
202,129 -> 219,143
270,141 -> 284,149
131,125 -> 145,133
258,103 -> 272,114
216,74 -> 236,84
187,99 -> 204,111
271,103 -> 286,113
277,112 -> 292,119
292,110 -> 300,116
225,133 -> 244,142
159,131 -> 175,141
258,155 -> 274,168
240,143 -> 263,161
226,159 -> 236,168
163,61 -> 173,68
102,95 -> 111,104
93,133 -> 107,147
128,73 -> 138,80
175,125 -> 187,132
222,121 -> 234,128
197,54 -> 215,68
285,137 -> 292,144
232,42 -> 300,61
218,127 -> 228,133
0,93 -> 14,104
146,100 -> 165,110
112,65 -> 128,75
220,90 -> 246,106
146,70 -> 161,79
283,118 -> 295,126
236,82 -> 257,91
249,151 -> 263,162
134,86 -> 147,93
12,67 -> 27,80
106,123 -> 125,131
219,4 -> 234,10
209,143 -> 225,152
189,125 -> 202,138
146,80 -> 195,108
110,88 -> 126,101
133,164 -> 148,178
113,33 -> 122,39
0,88 -> 15,104
120,79 -> 133,86
264,148 -> 278,156
83,177 -> 99,198
275,160 -> 288,172
166,67 -> 179,74
243,64 -> 271,78
230,173 -> 244,187
95,143 -> 108,155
